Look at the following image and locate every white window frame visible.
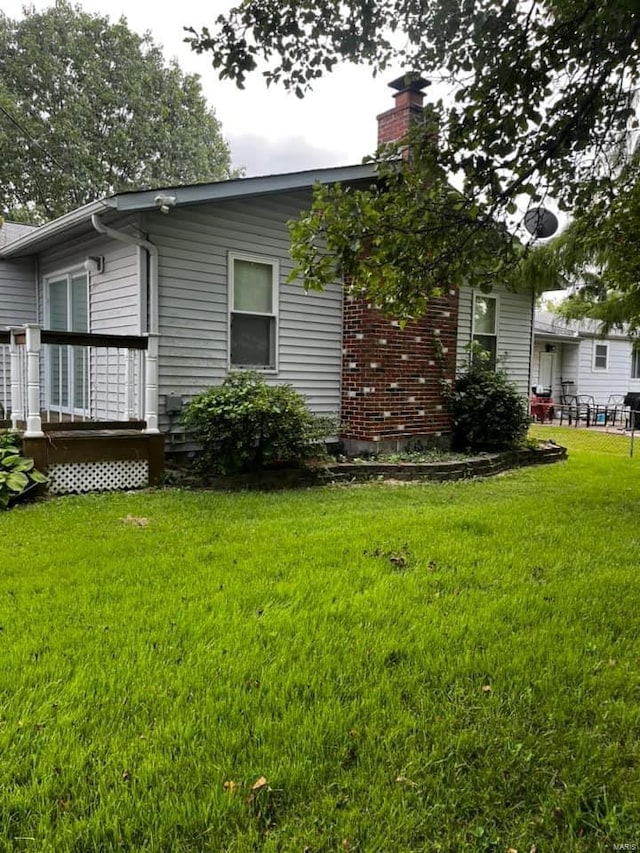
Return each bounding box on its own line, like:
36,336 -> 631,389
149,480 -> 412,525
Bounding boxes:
632,349 -> 640,379
472,292 -> 499,369
593,341 -> 608,371
44,267 -> 90,414
228,252 -> 279,372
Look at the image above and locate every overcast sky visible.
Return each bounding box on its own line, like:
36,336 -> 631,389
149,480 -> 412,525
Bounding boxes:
2,0 -> 404,176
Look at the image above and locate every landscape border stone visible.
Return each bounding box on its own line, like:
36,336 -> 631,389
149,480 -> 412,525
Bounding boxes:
323,442 -> 566,483
194,442 -> 567,490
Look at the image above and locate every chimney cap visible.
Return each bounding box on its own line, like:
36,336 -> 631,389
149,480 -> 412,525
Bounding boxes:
388,73 -> 430,93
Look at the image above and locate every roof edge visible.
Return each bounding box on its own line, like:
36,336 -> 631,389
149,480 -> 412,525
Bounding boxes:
112,163 -> 378,212
0,163 -> 378,257
0,198 -> 117,258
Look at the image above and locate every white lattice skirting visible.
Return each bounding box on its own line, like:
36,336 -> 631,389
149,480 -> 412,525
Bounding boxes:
47,460 -> 150,494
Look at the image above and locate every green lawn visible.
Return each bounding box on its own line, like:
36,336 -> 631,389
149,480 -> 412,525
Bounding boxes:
1,428 -> 639,852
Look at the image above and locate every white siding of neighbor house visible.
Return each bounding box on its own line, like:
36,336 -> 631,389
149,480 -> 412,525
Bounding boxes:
456,284 -> 534,395
38,232 -> 140,333
559,343 -> 580,397
532,335 -> 640,403
575,337 -> 636,400
531,339 -> 576,400
142,191 -> 343,435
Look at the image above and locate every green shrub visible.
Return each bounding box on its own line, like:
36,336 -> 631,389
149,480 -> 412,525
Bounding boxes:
182,371 -> 336,475
0,432 -> 47,509
449,363 -> 530,453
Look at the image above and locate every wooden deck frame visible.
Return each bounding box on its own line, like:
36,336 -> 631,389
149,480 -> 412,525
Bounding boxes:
22,431 -> 165,489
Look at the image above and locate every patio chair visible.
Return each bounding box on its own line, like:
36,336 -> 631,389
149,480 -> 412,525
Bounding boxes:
559,394 -> 594,427
557,394 -> 575,426
575,395 -> 596,426
606,394 -> 626,427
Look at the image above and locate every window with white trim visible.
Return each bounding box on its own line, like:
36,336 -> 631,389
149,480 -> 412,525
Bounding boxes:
46,270 -> 89,409
593,342 -> 608,371
631,349 -> 640,379
229,254 -> 278,369
472,294 -> 498,369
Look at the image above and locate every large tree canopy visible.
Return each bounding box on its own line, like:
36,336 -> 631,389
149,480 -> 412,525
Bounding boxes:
0,0 -> 235,223
189,1 -> 640,321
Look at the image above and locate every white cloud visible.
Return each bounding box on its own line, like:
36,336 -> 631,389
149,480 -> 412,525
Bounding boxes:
229,133 -> 359,177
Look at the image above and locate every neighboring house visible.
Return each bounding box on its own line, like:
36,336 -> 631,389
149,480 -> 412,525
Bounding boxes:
533,309 -> 640,402
0,78 -> 535,491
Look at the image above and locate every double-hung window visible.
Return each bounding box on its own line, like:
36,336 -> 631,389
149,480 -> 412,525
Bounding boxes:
229,254 -> 278,369
472,294 -> 498,369
632,349 -> 640,379
46,271 -> 88,410
593,342 -> 608,371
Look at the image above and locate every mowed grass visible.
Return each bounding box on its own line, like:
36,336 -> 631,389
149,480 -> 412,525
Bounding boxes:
1,429 -> 639,852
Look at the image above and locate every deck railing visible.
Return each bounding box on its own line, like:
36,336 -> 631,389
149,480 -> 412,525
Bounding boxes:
6,325 -> 159,436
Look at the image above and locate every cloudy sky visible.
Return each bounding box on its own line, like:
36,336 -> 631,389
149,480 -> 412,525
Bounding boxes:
3,0 -> 403,176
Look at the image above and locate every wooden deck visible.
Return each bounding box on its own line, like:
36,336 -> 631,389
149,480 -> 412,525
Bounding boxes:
3,326 -> 163,494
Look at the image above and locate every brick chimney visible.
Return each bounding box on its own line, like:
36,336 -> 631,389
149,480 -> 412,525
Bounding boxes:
377,73 -> 430,146
339,73 -> 459,454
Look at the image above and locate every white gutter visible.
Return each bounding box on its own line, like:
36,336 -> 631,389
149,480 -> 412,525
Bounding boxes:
90,213 -> 158,334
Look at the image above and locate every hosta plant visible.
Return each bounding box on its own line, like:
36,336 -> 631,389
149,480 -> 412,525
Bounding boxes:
0,432 -> 47,509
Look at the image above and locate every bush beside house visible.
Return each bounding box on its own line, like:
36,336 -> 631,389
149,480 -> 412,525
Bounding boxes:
449,362 -> 531,452
182,372 -> 336,475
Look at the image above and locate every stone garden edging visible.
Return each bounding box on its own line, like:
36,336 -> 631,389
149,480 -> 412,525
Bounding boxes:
322,442 -> 567,484
192,442 -> 567,490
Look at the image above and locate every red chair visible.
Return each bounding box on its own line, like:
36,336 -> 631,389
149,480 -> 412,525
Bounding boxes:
531,394 -> 555,423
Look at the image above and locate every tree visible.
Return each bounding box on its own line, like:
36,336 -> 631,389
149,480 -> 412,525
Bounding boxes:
526,149 -> 640,334
0,1 -> 236,222
188,1 -> 640,319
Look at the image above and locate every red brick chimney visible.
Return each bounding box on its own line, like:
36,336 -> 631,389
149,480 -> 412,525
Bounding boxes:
339,74 -> 459,454
377,73 -> 431,147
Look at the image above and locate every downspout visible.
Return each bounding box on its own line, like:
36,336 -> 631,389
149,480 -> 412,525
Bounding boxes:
90,213 -> 159,433
90,213 -> 158,333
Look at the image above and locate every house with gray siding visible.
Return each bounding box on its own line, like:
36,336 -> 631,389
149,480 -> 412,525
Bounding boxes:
0,78 -> 536,485
533,309 -> 640,404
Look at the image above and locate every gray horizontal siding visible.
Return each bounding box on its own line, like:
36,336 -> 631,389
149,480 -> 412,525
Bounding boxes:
0,258 -> 37,416
144,192 -> 343,436
39,232 -> 140,334
0,259 -> 37,326
456,285 -> 533,395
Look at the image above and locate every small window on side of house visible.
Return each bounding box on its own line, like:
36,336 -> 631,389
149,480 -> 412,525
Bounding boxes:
631,349 -> 640,379
229,254 -> 278,369
593,342 -> 608,371
472,294 -> 498,369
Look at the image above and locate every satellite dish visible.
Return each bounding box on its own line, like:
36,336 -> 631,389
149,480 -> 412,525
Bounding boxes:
524,207 -> 558,239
